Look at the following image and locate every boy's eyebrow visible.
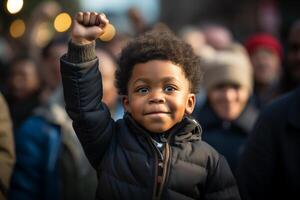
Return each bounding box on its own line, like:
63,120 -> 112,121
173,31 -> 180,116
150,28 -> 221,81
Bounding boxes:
132,77 -> 181,85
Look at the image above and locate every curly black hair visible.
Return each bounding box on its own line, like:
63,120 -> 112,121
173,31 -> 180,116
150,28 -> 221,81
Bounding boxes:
115,30 -> 202,95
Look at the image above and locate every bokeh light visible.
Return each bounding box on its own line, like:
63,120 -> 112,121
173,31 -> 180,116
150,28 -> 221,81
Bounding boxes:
9,19 -> 26,38
54,12 -> 72,32
99,24 -> 116,42
7,0 -> 24,14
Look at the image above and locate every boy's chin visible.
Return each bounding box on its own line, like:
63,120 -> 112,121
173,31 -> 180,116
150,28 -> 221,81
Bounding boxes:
143,124 -> 174,134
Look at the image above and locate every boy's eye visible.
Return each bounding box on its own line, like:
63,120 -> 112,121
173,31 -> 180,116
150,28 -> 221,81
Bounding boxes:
137,87 -> 149,93
164,85 -> 176,92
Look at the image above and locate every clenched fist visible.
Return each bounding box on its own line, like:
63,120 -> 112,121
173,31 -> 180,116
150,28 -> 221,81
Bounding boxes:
71,12 -> 110,45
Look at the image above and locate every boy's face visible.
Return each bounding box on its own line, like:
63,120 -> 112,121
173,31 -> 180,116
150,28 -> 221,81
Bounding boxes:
123,60 -> 195,133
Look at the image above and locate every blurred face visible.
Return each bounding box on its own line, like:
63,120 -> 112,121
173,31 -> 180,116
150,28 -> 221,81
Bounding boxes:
123,60 -> 195,133
208,84 -> 250,121
44,44 -> 67,90
250,47 -> 281,85
9,60 -> 40,100
97,49 -> 118,108
287,26 -> 300,82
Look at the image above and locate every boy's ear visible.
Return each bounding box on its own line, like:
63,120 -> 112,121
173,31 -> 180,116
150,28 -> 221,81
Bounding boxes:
185,93 -> 196,115
122,95 -> 130,112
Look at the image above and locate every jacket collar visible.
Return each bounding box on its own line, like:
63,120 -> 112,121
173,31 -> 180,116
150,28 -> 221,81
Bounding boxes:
197,101 -> 258,134
124,112 -> 202,143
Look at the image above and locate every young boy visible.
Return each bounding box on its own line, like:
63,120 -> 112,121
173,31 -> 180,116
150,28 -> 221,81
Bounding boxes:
61,12 -> 240,200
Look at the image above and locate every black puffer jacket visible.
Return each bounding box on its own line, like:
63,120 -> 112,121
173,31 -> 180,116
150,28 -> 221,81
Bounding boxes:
60,42 -> 240,200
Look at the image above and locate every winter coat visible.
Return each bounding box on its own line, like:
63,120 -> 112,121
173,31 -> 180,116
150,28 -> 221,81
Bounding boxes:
9,87 -> 97,200
192,102 -> 258,173
9,116 -> 61,200
60,42 -> 241,200
0,93 -> 15,199
236,87 -> 300,200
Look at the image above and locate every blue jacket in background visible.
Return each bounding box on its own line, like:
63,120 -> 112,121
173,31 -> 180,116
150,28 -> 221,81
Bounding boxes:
9,116 -> 61,200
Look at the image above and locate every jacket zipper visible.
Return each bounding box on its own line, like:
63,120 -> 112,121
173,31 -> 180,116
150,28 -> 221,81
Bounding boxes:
156,122 -> 187,199
147,134 -> 171,200
157,141 -> 171,199
146,137 -> 159,200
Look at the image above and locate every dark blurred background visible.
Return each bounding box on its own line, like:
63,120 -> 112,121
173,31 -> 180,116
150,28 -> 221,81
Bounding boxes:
1,0 -> 300,94
1,0 -> 299,58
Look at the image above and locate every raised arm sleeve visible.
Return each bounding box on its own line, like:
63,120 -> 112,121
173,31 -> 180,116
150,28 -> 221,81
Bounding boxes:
60,41 -> 115,168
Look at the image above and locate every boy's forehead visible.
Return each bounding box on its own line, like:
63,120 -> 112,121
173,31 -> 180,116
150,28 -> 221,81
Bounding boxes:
129,60 -> 187,82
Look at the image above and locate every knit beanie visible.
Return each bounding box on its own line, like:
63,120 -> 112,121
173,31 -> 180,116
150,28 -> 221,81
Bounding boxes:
245,33 -> 283,58
203,46 -> 253,93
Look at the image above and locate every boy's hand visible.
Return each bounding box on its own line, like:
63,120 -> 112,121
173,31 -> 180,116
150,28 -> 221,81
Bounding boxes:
71,12 -> 109,45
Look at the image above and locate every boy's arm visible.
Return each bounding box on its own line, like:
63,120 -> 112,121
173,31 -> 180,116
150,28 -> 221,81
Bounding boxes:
60,12 -> 115,168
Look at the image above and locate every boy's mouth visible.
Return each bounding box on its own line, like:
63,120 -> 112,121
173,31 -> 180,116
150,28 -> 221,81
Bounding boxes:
144,111 -> 170,115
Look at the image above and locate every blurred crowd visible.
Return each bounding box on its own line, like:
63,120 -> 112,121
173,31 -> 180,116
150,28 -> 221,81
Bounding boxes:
1,0 -> 300,200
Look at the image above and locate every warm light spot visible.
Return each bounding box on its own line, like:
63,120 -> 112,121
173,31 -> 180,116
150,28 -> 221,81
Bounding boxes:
9,19 -> 25,38
7,0 -> 23,14
99,23 -> 116,42
54,12 -> 72,32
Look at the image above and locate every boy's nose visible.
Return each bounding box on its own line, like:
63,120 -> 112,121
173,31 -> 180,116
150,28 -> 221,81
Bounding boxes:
149,91 -> 166,104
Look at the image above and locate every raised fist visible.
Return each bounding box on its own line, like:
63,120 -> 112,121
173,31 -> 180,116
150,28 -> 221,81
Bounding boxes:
71,12 -> 109,45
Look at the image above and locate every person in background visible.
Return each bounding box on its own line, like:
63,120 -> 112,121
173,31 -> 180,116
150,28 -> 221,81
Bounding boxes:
0,92 -> 15,200
60,11 -> 240,199
101,33 -> 132,59
245,33 -> 283,109
9,37 -> 97,200
202,23 -> 233,50
4,54 -> 42,131
179,26 -> 216,109
179,26 -> 215,60
279,19 -> 300,94
9,87 -> 97,200
192,45 -> 258,174
40,36 -> 67,102
236,86 -> 300,200
96,45 -> 124,120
